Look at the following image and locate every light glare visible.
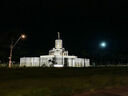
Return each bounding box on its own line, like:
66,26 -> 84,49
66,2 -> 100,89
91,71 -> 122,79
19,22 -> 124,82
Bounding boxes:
100,42 -> 107,48
21,34 -> 26,39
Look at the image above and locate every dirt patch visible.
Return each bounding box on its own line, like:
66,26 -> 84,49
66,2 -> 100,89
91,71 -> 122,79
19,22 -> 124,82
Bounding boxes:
73,86 -> 128,96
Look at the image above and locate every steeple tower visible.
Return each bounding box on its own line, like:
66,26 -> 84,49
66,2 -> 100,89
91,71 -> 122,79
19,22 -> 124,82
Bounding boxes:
58,32 -> 60,39
55,32 -> 63,49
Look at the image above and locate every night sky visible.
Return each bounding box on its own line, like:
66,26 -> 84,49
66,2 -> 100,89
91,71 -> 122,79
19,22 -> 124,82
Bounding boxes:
1,0 -> 128,63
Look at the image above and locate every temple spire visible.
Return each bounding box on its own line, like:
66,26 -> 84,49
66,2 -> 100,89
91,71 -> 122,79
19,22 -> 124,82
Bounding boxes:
58,32 -> 60,39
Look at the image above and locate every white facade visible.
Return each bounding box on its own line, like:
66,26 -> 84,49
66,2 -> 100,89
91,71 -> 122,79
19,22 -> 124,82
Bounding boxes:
20,32 -> 90,67
20,57 -> 40,67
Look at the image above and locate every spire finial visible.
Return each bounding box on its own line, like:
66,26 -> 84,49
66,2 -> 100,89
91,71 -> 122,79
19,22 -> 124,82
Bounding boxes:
58,32 -> 60,39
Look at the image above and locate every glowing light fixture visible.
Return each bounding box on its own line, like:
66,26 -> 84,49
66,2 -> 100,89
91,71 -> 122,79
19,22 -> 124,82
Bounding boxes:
100,41 -> 107,48
9,34 -> 27,68
21,34 -> 26,39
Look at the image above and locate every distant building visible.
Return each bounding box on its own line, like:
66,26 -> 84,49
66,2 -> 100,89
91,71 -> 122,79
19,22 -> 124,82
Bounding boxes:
20,32 -> 90,67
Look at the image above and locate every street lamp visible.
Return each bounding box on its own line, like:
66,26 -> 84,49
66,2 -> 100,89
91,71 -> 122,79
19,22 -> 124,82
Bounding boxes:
9,34 -> 26,68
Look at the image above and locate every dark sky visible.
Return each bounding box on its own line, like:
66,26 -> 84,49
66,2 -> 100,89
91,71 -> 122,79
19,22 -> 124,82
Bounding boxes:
0,0 -> 128,62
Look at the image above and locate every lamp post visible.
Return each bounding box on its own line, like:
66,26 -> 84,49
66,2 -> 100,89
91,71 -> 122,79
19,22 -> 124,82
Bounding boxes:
9,34 -> 26,68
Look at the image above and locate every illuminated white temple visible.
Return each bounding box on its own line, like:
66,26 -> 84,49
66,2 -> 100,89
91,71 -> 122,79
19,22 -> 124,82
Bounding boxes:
20,32 -> 90,67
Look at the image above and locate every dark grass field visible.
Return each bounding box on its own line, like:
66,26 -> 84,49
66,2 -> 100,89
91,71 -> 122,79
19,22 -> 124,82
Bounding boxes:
0,67 -> 128,96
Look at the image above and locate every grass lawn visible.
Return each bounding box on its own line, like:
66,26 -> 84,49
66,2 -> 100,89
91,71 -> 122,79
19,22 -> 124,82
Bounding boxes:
0,67 -> 128,96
